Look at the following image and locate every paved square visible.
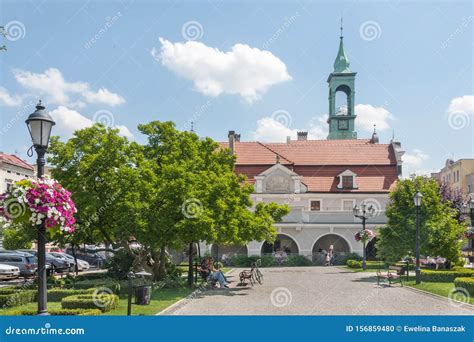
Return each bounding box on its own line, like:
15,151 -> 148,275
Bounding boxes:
161,267 -> 474,315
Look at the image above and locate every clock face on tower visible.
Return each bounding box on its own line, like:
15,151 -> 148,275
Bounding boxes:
338,120 -> 349,130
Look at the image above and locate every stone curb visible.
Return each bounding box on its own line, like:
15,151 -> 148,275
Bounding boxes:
156,268 -> 235,315
403,285 -> 474,310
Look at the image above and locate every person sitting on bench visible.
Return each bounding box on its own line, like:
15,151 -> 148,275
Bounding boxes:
202,258 -> 229,288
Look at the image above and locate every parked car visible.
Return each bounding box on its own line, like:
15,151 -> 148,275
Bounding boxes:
0,253 -> 38,277
0,264 -> 20,280
65,248 -> 105,268
49,252 -> 90,271
18,250 -> 72,273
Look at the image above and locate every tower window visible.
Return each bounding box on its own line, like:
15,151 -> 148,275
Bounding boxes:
342,176 -> 353,188
336,169 -> 358,189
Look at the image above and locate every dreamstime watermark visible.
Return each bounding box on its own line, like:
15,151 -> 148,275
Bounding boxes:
4,20 -> 26,41
363,198 -> 383,217
2,198 -> 26,219
181,21 -> 204,41
181,198 -> 203,218
448,287 -> 470,308
0,98 -> 36,137
182,99 -> 213,131
83,192 -> 119,228
270,287 -> 292,308
262,12 -> 301,49
84,12 -> 123,49
5,323 -> 85,336
93,109 -> 115,127
92,287 -> 115,309
447,110 -> 470,130
271,109 -> 292,128
359,21 -> 381,41
440,16 -> 473,51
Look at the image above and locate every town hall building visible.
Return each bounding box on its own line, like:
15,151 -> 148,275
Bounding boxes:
202,33 -> 404,263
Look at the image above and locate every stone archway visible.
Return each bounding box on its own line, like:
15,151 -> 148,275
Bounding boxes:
210,244 -> 248,262
261,234 -> 299,255
312,234 -> 351,265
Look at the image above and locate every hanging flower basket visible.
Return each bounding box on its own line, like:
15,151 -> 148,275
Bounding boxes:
354,229 -> 375,243
0,178 -> 76,236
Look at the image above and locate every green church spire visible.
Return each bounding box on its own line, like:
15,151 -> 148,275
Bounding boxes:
333,17 -> 351,73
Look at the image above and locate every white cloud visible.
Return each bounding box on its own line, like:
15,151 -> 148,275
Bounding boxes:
0,87 -> 22,106
402,149 -> 431,177
355,104 -> 394,132
448,95 -> 474,114
13,68 -> 125,107
251,115 -> 327,142
152,38 -> 291,103
49,106 -> 133,138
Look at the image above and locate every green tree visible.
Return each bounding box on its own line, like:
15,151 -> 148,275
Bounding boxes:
136,121 -> 289,284
48,124 -> 139,249
2,223 -> 34,250
376,177 -> 465,264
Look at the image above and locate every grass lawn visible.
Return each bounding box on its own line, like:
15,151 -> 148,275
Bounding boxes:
405,281 -> 474,305
0,287 -> 193,316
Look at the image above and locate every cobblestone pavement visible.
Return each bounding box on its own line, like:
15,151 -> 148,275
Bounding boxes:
161,266 -> 474,315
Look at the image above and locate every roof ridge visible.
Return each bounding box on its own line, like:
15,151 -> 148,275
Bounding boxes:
257,142 -> 293,164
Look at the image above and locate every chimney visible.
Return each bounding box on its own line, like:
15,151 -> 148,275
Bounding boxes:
228,130 -> 235,154
297,131 -> 308,141
286,136 -> 291,144
235,133 -> 241,142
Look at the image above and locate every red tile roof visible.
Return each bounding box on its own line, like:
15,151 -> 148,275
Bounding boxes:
220,139 -> 396,166
220,139 -> 399,193
0,153 -> 34,171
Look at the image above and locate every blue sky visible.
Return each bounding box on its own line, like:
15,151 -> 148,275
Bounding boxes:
0,0 -> 472,176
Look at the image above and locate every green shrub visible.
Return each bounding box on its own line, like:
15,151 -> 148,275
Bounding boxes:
105,249 -> 134,280
421,269 -> 474,282
8,308 -> 102,316
73,272 -> 108,282
454,277 -> 474,296
345,253 -> 363,261
365,261 -> 387,270
62,294 -> 119,312
69,278 -> 121,294
229,255 -> 276,267
346,259 -> 362,268
285,255 -> 313,267
0,290 -> 36,308
47,288 -> 96,302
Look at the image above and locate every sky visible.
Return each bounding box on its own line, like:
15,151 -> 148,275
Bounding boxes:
0,0 -> 472,177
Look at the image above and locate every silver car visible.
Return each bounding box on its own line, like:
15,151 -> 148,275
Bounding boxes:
0,253 -> 38,277
0,264 -> 20,280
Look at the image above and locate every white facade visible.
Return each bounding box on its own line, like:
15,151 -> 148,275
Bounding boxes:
0,159 -> 34,194
201,164 -> 389,261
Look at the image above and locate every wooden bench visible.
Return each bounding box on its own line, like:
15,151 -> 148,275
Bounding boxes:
239,267 -> 255,286
376,266 -> 404,286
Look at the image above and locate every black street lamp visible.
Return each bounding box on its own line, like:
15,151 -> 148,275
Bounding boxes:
353,202 -> 375,270
413,189 -> 423,285
25,101 -> 55,315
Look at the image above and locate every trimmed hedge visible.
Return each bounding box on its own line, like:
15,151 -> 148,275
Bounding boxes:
285,255 -> 313,267
0,290 -> 36,308
68,279 -> 121,294
229,255 -> 276,267
454,277 -> 474,296
346,259 -> 362,268
61,294 -> 119,312
421,269 -> 474,282
8,308 -> 102,316
47,288 -> 96,302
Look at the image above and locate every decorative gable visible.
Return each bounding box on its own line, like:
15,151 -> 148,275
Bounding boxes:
336,169 -> 358,189
254,164 -> 307,194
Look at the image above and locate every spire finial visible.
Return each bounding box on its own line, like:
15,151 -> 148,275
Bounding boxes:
190,121 -> 195,133
340,15 -> 343,39
373,124 -> 376,133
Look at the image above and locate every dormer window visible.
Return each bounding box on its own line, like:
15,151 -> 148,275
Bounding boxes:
337,169 -> 358,189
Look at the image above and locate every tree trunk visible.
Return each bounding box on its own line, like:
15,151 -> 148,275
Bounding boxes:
157,246 -> 167,281
187,242 -> 194,288
71,243 -> 79,276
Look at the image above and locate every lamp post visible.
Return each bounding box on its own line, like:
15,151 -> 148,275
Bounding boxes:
353,202 -> 375,270
25,101 -> 55,315
413,189 -> 423,285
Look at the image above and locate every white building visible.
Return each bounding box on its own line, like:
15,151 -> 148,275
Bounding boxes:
200,33 -> 404,263
0,152 -> 34,194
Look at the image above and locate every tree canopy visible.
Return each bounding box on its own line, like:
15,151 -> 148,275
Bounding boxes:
376,176 -> 465,264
